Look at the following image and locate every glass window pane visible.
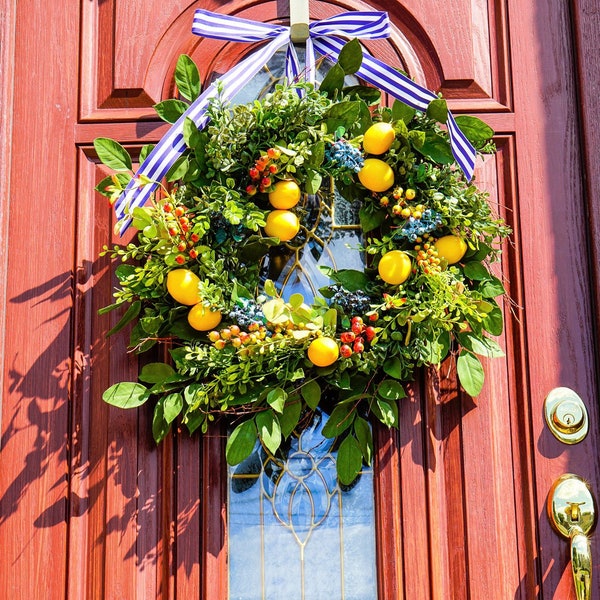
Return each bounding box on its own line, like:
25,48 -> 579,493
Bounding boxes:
228,411 -> 378,600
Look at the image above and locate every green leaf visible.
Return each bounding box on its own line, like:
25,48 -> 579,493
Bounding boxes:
330,269 -> 369,292
163,392 -> 183,424
338,38 -> 363,74
301,380 -> 321,409
456,351 -> 485,396
255,410 -> 282,455
305,168 -> 322,195
478,275 -> 505,298
392,100 -> 416,124
344,85 -> 381,106
106,300 -> 141,337
372,398 -> 399,427
139,144 -> 155,163
320,63 -> 345,97
455,115 -> 494,144
152,398 -> 170,443
94,172 -> 131,196
322,404 -> 354,438
184,409 -> 205,435
324,101 -> 361,133
166,155 -> 189,182
359,206 -> 386,233
266,387 -> 287,414
102,382 -> 149,408
458,333 -> 505,358
175,54 -> 200,102
131,207 -> 153,229
139,362 -> 176,384
463,261 -> 491,281
482,303 -> 504,336
154,99 -> 188,124
226,420 -> 257,465
336,435 -> 362,485
383,357 -> 404,379
183,117 -> 201,149
94,138 -> 132,171
418,134 -> 454,164
280,398 -> 302,438
354,416 -> 373,464
426,98 -> 448,124
377,379 -> 406,401
308,140 -> 325,167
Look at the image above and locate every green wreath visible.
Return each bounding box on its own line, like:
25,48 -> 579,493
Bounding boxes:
95,47 -> 510,484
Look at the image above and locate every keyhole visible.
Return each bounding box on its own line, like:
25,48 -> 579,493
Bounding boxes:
564,414 -> 574,425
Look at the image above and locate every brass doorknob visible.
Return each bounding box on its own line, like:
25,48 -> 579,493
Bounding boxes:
547,474 -> 596,600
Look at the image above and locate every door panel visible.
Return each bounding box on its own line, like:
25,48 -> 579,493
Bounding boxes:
1,0 -> 599,598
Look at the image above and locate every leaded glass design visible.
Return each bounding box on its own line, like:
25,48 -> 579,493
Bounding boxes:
228,411 -> 378,600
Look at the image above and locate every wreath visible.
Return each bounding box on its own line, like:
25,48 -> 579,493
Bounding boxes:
95,43 -> 510,484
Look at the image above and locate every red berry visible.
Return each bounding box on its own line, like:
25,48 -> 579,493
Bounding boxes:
177,242 -> 186,252
352,316 -> 363,325
163,203 -> 173,213
340,331 -> 356,344
351,321 -> 365,335
230,325 -> 241,336
340,344 -> 353,358
353,340 -> 365,353
190,233 -> 200,243
246,184 -> 257,196
214,339 -> 226,350
208,331 -> 220,342
365,326 -> 376,341
261,177 -> 271,187
267,147 -> 281,159
269,164 -> 278,174
249,167 -> 260,180
175,206 -> 185,217
369,313 -> 379,322
175,254 -> 185,264
168,226 -> 178,236
189,249 -> 198,259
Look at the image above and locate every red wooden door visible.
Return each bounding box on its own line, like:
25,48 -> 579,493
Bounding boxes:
1,0 -> 599,598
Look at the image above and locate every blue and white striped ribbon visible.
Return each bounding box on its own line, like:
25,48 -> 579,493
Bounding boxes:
114,9 -> 476,233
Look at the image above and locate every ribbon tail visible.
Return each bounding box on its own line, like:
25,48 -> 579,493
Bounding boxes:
114,30 -> 290,234
311,36 -> 476,180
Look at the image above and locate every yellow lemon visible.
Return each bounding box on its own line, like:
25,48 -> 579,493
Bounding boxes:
434,235 -> 468,264
358,158 -> 395,192
264,210 -> 300,242
307,337 -> 340,367
269,180 -> 301,209
378,250 -> 412,285
166,269 -> 201,305
363,122 -> 395,155
187,303 -> 222,331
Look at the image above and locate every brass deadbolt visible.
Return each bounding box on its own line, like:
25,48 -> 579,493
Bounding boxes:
544,388 -> 589,444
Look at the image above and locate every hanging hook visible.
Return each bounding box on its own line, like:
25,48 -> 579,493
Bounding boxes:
290,0 -> 310,42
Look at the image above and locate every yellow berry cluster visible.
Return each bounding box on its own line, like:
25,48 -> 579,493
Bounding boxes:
414,233 -> 442,274
380,187 -> 426,220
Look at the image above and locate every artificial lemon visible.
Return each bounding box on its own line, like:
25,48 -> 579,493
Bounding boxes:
307,336 -> 340,367
378,250 -> 412,285
264,210 -> 300,242
434,235 -> 468,264
358,158 -> 395,192
166,269 -> 201,305
269,180 -> 301,209
363,122 -> 395,155
187,303 -> 222,331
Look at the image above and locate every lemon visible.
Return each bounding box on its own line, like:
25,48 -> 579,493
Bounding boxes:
187,303 -> 222,331
434,235 -> 468,264
307,337 -> 340,367
166,269 -> 201,305
269,180 -> 301,209
363,122 -> 395,155
358,158 -> 395,192
378,250 -> 412,285
264,210 -> 300,242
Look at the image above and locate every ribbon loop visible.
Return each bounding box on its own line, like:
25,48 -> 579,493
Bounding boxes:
114,9 -> 476,233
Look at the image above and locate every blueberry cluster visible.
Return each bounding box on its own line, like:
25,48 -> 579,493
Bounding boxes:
329,285 -> 372,315
399,209 -> 442,242
324,141 -> 364,173
228,298 -> 265,328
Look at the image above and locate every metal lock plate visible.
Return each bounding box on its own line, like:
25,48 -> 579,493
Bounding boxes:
544,388 -> 589,444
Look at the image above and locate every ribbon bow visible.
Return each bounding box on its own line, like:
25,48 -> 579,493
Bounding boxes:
114,9 -> 476,233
